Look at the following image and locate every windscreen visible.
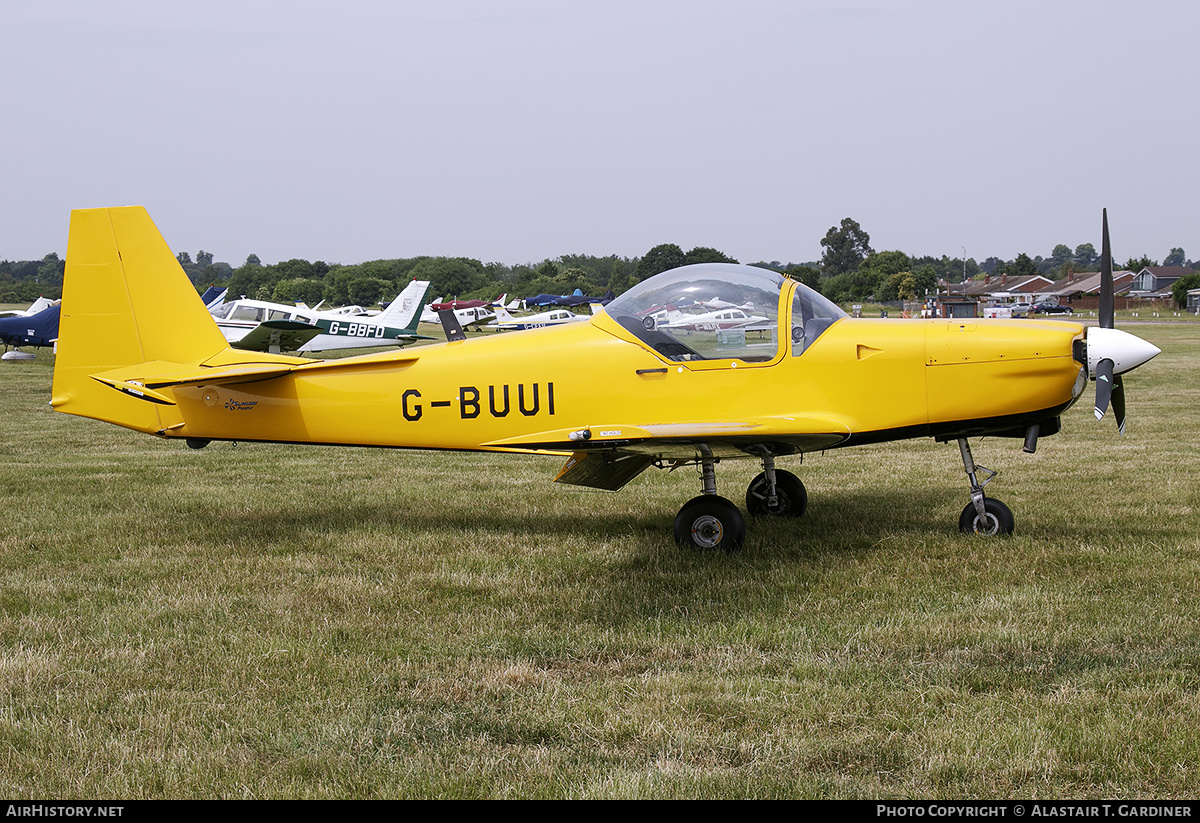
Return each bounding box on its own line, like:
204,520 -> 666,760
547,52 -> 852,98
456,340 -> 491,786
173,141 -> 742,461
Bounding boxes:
604,264 -> 785,362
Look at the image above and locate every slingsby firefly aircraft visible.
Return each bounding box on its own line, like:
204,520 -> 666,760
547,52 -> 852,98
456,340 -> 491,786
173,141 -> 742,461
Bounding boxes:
51,207 -> 1159,551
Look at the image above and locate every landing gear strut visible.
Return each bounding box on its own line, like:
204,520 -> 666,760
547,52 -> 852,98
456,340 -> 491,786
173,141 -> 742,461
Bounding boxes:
672,445 -> 746,552
745,453 -> 807,517
956,438 -> 1014,536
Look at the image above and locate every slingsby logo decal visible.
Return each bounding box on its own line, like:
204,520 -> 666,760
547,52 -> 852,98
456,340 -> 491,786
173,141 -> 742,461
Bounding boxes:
401,383 -> 555,422
224,399 -> 259,411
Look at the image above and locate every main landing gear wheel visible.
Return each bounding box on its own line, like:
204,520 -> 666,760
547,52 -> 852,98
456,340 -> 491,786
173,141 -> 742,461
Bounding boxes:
745,469 -> 807,517
674,495 -> 746,553
958,498 -> 1015,536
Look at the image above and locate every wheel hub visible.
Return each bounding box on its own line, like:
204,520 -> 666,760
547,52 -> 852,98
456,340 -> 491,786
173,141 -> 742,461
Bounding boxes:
971,513 -> 1000,535
690,515 -> 725,549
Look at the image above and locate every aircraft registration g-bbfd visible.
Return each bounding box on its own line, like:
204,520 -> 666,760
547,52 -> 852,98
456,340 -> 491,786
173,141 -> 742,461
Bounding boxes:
209,278 -> 432,354
51,207 -> 1160,551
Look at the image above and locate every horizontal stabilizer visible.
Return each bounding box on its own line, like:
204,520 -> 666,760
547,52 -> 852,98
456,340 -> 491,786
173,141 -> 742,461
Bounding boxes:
231,320 -> 321,353
89,360 -> 300,399
87,348 -> 425,403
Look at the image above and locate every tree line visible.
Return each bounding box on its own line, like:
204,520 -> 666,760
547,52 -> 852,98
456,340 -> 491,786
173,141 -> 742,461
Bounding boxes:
4,218 -> 1197,308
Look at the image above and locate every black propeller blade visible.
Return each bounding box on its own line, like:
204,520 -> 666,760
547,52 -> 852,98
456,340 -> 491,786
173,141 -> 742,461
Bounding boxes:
1091,209 -> 1139,435
1092,209 -> 1121,431
1094,357 -> 1114,421
1112,374 -> 1126,435
1099,208 -> 1114,330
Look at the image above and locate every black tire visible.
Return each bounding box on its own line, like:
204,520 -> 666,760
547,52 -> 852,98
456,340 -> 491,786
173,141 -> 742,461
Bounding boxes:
674,495 -> 746,553
958,498 -> 1015,536
745,469 -> 807,517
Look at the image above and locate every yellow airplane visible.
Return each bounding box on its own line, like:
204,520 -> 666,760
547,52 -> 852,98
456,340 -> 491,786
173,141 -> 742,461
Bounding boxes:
51,207 -> 1159,551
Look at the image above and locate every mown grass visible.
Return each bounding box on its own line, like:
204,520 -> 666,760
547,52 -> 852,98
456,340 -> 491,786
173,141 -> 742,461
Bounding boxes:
0,323 -> 1197,798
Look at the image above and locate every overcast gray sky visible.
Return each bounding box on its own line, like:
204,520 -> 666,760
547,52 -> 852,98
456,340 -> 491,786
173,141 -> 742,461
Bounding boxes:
2,0 -> 1197,270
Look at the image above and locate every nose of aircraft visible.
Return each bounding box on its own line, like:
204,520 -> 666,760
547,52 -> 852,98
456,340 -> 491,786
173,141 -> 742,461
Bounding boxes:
1086,325 -> 1160,431
1085,326 -> 1161,376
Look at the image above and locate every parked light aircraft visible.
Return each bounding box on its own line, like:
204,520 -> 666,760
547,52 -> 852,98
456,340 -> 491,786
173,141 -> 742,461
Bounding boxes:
199,287 -> 227,311
209,279 -> 432,353
429,295 -> 505,311
1,302 -> 60,359
51,207 -> 1159,551
1,296 -> 57,318
419,301 -> 495,327
487,306 -> 589,331
659,305 -> 770,332
526,289 -> 615,308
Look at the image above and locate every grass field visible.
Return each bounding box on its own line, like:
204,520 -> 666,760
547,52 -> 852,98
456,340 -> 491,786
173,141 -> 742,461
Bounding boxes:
1,322 -> 1197,799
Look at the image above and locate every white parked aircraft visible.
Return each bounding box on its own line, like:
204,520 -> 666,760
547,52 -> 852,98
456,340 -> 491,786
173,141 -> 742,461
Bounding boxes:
486,306 -> 589,331
655,305 -> 769,332
419,301 -> 496,327
210,279 -> 432,353
0,296 -> 58,317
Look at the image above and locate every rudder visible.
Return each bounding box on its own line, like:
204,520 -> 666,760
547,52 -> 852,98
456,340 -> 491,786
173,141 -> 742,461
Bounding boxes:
51,206 -> 231,430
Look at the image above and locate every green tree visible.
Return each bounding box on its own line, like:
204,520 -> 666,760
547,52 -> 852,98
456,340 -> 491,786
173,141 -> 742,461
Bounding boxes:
1123,255 -> 1156,271
408,257 -> 487,300
347,277 -> 389,307
683,246 -> 737,265
637,244 -> 686,280
820,271 -> 853,304
911,264 -> 938,298
785,265 -> 821,291
36,253 -> 65,291
1009,253 -> 1039,280
820,218 -> 872,277
1164,248 -> 1187,268
1049,244 -> 1073,277
607,259 -> 634,295
272,278 -> 326,305
1170,272 -> 1200,308
851,250 -> 909,300
1074,243 -> 1097,270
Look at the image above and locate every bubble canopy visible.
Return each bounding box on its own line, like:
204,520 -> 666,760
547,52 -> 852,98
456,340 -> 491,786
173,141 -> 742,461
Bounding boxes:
602,263 -> 846,362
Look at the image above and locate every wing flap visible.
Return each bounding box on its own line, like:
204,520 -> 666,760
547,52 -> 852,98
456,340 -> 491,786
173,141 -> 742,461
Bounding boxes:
554,451 -> 655,491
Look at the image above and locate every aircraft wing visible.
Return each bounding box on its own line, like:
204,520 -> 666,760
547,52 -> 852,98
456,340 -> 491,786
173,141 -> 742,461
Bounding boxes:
481,416 -> 852,490
230,320 -> 322,352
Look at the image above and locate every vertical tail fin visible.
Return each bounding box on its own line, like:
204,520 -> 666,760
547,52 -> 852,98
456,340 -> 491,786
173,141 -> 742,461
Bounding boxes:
51,206 -> 231,428
376,279 -> 431,331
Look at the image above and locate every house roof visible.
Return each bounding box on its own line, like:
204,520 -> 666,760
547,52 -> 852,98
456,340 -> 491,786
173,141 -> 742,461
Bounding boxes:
942,274 -> 1052,297
1038,270 -> 1134,298
1132,266 -> 1192,292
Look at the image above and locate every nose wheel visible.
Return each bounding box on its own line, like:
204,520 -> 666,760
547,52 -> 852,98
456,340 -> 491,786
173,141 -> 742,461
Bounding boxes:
956,438 -> 1014,536
958,497 -> 1014,536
